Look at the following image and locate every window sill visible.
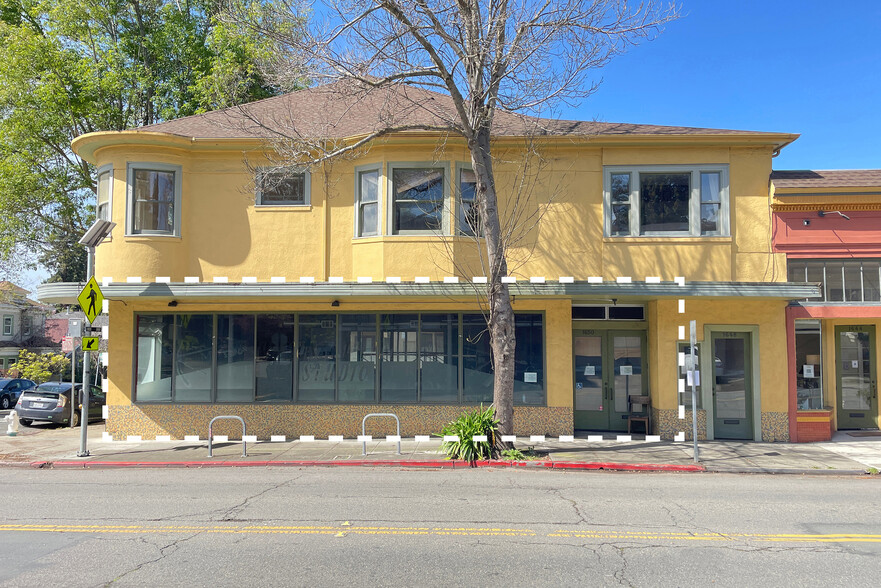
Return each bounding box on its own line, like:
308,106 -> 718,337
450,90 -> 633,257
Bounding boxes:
254,204 -> 312,211
603,236 -> 732,244
124,234 -> 182,240
353,234 -> 460,244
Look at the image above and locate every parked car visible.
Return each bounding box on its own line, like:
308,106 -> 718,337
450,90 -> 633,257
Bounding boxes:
0,378 -> 36,410
14,382 -> 105,427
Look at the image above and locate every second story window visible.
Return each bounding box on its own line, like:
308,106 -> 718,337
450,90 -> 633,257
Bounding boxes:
605,165 -> 729,237
127,163 -> 181,236
2,315 -> 12,336
391,165 -> 447,234
257,169 -> 310,206
22,315 -> 31,337
355,166 -> 379,237
788,258 -> 881,303
458,167 -> 482,236
96,165 -> 112,222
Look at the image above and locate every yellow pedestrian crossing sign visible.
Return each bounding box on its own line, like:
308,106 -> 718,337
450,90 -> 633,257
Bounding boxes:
81,337 -> 100,351
77,276 -> 104,323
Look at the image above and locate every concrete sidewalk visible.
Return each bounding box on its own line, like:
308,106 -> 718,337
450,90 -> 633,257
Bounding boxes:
2,424 -> 880,474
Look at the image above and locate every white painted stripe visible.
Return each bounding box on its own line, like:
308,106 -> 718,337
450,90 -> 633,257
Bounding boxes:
102,405 -> 108,419
558,276 -> 574,283
100,352 -> 108,365
126,435 -> 142,443
587,276 -> 603,283
529,277 -> 545,283
616,276 -> 632,283
645,435 -> 661,443
357,276 -> 373,283
501,276 -> 516,283
530,435 -> 546,443
184,435 -> 200,442
328,435 -> 344,442
501,435 -> 517,443
242,276 -> 258,283
472,277 -> 488,283
587,435 -> 604,442
443,435 -> 460,442
558,435 -> 575,442
243,435 -> 257,443
101,277 -> 113,287
299,277 -> 315,283
299,435 -> 315,442
212,435 -> 228,443
678,352 -> 685,367
271,276 -> 286,283
443,276 -> 459,283
414,276 -> 430,283
386,435 -> 401,443
472,435 -> 488,442
679,405 -> 686,419
102,378 -> 108,393
126,276 -> 142,283
184,276 -> 199,283
101,299 -> 109,314
101,326 -> 109,339
617,435 -> 632,442
415,435 -> 431,443
645,276 -> 661,283
328,276 -> 344,283
357,435 -> 372,442
156,435 -> 172,443
679,378 -> 686,393
386,277 -> 401,283
678,299 -> 685,313
270,435 -> 286,442
674,432 -> 686,442
678,325 -> 685,340
675,276 -> 685,286
213,277 -> 228,283
155,276 -> 171,283
102,432 -> 112,442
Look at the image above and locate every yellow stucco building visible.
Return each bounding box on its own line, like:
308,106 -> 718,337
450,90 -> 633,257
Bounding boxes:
39,82 -> 824,441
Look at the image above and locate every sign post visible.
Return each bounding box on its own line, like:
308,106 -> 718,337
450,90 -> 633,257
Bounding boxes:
66,321 -> 83,428
76,276 -> 104,456
689,320 -> 700,463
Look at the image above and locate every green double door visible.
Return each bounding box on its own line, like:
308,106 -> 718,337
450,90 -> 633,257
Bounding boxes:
836,326 -> 878,430
573,330 -> 646,432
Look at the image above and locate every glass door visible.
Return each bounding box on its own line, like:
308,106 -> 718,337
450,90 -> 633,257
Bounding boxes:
711,332 -> 753,440
835,326 -> 877,429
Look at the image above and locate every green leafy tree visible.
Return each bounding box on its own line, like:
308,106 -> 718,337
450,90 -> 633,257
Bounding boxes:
12,349 -> 71,383
0,0 -> 304,281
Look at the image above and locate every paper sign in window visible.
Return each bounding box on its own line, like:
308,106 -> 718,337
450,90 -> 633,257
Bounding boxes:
619,365 -> 633,376
803,364 -> 815,378
524,372 -> 537,383
584,365 -> 596,376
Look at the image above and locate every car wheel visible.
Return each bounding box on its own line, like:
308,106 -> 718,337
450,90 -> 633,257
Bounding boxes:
19,418 -> 32,426
0,396 -> 9,410
71,412 -> 80,427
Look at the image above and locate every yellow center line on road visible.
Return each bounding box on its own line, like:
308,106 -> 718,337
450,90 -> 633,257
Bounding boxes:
1,524 -> 879,543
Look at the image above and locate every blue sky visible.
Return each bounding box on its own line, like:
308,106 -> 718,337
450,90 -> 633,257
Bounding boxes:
558,1 -> 881,170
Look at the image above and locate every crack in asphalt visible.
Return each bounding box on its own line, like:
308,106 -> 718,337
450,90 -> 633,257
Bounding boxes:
102,531 -> 202,586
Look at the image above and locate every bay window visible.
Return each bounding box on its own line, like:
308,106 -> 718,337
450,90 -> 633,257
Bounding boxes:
127,162 -> 181,236
390,164 -> 447,234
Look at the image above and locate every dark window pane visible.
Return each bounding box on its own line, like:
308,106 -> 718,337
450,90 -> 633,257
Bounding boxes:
216,315 -> 255,402
700,203 -> 719,234
298,315 -> 336,402
459,169 -> 479,236
787,260 -> 807,282
640,172 -> 690,233
135,315 -> 173,402
463,314 -> 493,403
260,171 -> 305,205
420,314 -> 458,402
395,200 -> 443,232
393,168 -> 444,232
133,169 -> 175,233
358,170 -> 379,237
608,306 -> 645,320
256,314 -> 293,402
611,204 -> 630,235
826,262 -> 844,301
611,173 -> 630,202
174,314 -> 213,402
380,314 -> 418,402
514,314 -> 544,405
572,306 -> 606,320
863,260 -> 880,302
339,315 -> 376,402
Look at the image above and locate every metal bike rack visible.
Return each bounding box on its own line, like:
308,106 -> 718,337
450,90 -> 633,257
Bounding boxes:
361,413 -> 401,456
208,415 -> 247,458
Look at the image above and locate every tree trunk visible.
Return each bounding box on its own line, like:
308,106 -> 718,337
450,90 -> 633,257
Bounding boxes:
469,126 -> 515,436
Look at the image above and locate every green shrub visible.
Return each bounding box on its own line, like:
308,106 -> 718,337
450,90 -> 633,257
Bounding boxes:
439,404 -> 501,463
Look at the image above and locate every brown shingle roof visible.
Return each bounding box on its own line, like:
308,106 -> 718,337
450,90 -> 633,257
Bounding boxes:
138,80 -> 789,141
771,169 -> 881,189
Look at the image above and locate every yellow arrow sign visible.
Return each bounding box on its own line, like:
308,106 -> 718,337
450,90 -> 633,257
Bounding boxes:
81,336 -> 100,352
77,277 -> 104,323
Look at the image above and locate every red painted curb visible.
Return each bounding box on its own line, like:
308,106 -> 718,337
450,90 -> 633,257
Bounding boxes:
46,459 -> 704,471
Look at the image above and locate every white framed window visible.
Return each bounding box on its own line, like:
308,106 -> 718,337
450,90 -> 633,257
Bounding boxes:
126,162 -> 182,236
96,164 -> 113,223
256,168 -> 310,206
22,315 -> 31,337
355,165 -> 380,237
388,163 -> 449,235
2,315 -> 12,336
604,165 -> 730,237
456,164 -> 482,236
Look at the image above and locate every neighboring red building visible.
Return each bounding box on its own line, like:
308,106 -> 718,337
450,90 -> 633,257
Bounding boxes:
772,170 -> 881,441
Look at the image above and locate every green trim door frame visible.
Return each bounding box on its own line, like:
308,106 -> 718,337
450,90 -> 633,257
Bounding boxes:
573,328 -> 647,432
702,325 -> 762,441
834,325 -> 878,430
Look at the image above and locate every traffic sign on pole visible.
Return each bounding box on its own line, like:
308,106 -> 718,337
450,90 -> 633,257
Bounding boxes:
81,337 -> 100,352
77,277 -> 104,323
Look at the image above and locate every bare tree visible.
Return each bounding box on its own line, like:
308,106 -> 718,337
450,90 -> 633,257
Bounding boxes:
226,0 -> 678,435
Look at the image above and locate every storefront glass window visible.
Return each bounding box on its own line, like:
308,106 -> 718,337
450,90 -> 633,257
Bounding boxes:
216,315 -> 255,402
135,315 -> 174,402
514,314 -> 544,404
256,314 -> 294,402
462,314 -> 494,403
795,320 -> 823,409
174,314 -> 213,402
339,314 -> 377,402
420,314 -> 458,402
298,315 -> 336,402
381,314 -> 419,402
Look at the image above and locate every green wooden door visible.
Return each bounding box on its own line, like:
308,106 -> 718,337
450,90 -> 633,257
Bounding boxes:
711,332 -> 753,440
835,326 -> 878,430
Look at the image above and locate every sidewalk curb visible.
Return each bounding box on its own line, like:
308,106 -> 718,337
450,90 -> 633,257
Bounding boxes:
42,459 -> 706,472
704,466 -> 870,476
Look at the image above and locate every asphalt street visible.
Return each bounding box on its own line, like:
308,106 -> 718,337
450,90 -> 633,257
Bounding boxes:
1,468 -> 879,587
